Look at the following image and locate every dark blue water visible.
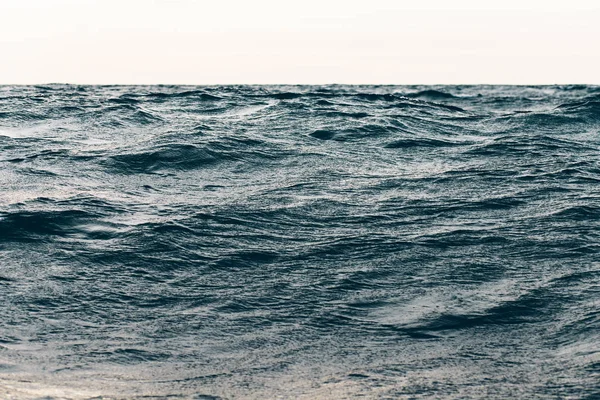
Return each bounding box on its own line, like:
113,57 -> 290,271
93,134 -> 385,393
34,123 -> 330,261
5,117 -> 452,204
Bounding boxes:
1,85 -> 599,399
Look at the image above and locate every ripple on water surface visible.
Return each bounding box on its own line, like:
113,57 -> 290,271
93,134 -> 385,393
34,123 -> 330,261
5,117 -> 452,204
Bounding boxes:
0,85 -> 599,399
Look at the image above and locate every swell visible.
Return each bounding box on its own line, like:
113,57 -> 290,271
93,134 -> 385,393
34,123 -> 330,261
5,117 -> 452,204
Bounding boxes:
107,143 -> 220,173
0,209 -> 100,241
309,123 -> 402,141
249,89 -> 458,104
465,134 -> 599,156
1,85 -> 600,399
405,89 -> 456,101
104,137 -> 292,173
555,94 -> 600,121
384,137 -> 466,148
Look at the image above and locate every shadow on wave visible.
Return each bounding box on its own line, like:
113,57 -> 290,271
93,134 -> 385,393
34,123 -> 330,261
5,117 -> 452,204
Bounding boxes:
405,89 -> 456,101
0,209 -> 108,242
108,144 -> 219,173
385,285 -> 558,339
309,124 -> 406,141
106,139 -> 292,173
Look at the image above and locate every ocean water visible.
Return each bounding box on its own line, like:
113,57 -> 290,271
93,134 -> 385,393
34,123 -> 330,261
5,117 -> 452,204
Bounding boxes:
0,85 -> 599,399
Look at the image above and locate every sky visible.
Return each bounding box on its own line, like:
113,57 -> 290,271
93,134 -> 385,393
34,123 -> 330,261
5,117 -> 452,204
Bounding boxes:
1,0 -> 599,85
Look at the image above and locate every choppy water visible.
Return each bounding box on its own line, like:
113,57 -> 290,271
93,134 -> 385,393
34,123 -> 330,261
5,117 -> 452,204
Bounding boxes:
1,85 -> 599,399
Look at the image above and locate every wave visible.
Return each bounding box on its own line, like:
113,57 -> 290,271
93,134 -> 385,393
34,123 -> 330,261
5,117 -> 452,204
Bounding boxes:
309,123 -> 402,141
405,89 -> 456,101
1,84 -> 599,399
108,143 -> 219,173
319,111 -> 370,119
143,90 -> 223,101
384,137 -> 464,148
0,209 -> 101,241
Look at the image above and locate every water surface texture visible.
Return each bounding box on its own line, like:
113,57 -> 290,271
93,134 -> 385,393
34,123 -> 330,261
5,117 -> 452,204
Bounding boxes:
1,85 -> 599,399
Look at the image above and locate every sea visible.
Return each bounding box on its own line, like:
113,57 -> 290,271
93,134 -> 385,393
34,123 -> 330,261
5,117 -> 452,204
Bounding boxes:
0,85 -> 599,399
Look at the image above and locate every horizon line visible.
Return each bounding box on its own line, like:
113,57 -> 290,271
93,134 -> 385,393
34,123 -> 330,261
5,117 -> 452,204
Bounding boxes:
2,82 -> 600,87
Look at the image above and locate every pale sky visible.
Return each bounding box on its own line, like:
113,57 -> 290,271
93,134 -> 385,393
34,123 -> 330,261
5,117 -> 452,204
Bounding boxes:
1,0 -> 599,85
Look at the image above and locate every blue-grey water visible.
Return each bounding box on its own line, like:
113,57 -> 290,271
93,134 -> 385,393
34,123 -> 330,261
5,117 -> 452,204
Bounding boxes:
0,85 -> 599,399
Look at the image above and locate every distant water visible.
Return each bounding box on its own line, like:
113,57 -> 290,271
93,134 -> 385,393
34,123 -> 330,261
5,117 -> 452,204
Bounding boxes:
1,85 -> 599,399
